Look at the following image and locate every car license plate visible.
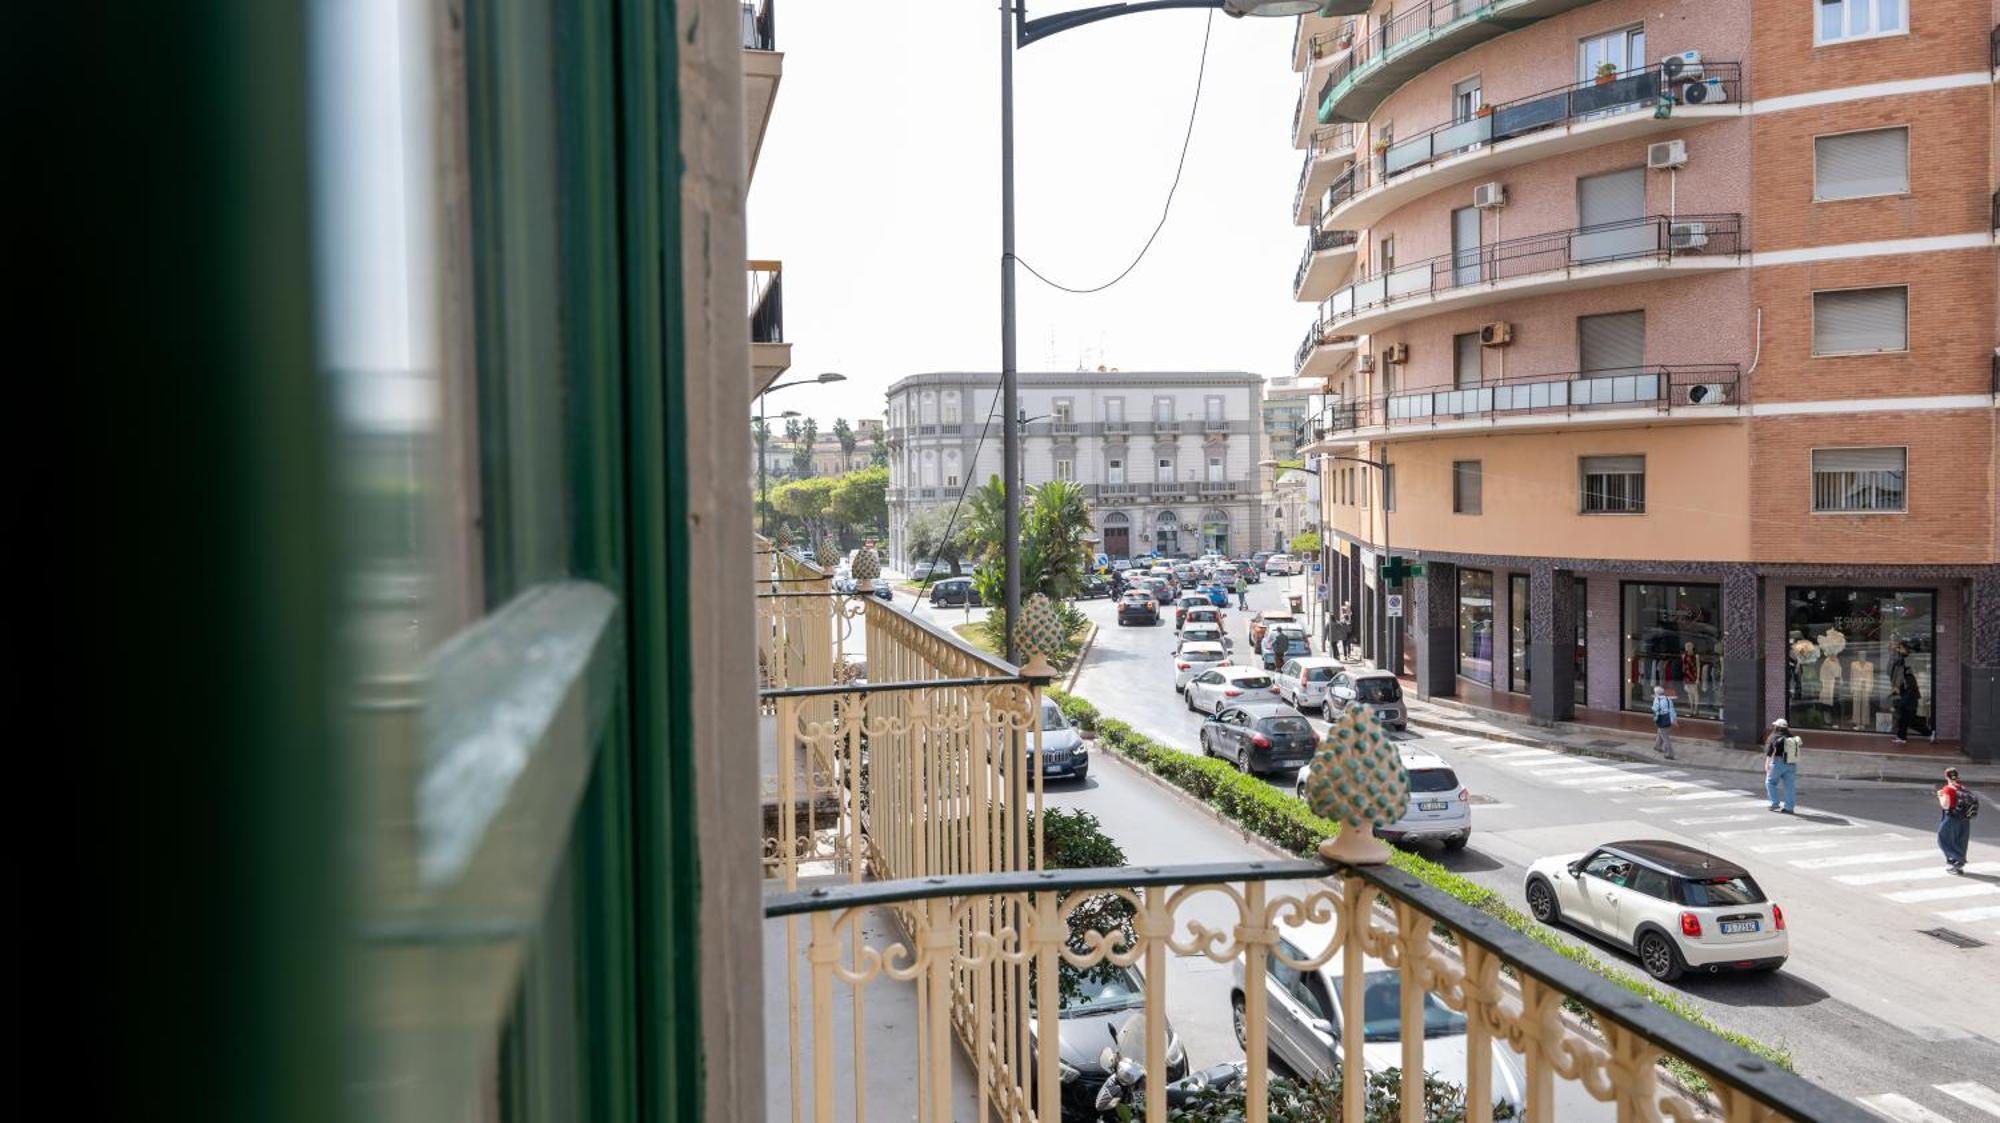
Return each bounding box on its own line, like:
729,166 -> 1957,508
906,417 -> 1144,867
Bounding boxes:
1418,800 -> 1449,812
1376,709 -> 1397,721
1720,920 -> 1759,935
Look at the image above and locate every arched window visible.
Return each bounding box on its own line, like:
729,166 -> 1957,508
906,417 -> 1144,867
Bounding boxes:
1154,509 -> 1181,558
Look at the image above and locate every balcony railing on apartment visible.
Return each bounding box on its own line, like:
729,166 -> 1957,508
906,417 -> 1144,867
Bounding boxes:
1322,213 -> 1743,330
1292,125 -> 1355,219
749,260 -> 784,343
1294,320 -> 1326,375
740,0 -> 776,51
1302,363 -> 1743,445
1321,0 -> 1489,108
1323,63 -> 1742,215
1294,227 -> 1359,295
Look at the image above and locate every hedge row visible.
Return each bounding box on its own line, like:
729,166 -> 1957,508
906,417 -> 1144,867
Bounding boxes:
1045,688 -> 1794,1091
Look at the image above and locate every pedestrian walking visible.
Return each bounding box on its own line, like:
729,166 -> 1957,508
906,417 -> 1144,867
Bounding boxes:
1334,604 -> 1353,660
1269,627 -> 1292,671
1937,767 -> 1976,873
1235,576 -> 1248,611
1649,686 -> 1677,760
1763,718 -> 1801,814
1893,667 -> 1922,744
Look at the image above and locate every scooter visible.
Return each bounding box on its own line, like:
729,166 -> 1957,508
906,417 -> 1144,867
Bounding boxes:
1089,1013 -> 1245,1119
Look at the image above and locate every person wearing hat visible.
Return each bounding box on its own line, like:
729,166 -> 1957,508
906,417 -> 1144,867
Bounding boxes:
1764,718 -> 1802,814
1649,685 -> 1677,760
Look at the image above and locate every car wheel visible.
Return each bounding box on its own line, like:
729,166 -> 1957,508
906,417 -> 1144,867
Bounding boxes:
1525,878 -> 1560,925
1198,730 -> 1209,757
1639,932 -> 1685,982
1443,833 -> 1470,852
1186,691 -> 1197,713
1231,992 -> 1249,1050
1234,744 -> 1247,773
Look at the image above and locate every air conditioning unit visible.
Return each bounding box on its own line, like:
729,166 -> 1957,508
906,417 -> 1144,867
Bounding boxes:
1680,77 -> 1728,105
1669,221 -> 1710,251
1684,383 -> 1731,405
1472,182 -> 1507,209
1660,49 -> 1704,82
1384,342 -> 1409,364
1479,320 -> 1513,346
1647,139 -> 1688,170
1356,354 -> 1376,373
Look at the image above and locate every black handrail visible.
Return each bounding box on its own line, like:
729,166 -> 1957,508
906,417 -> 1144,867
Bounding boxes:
1321,0 -> 1485,95
1292,125 -> 1355,216
1308,363 -> 1744,437
740,0 -> 776,51
749,264 -> 783,343
1294,227 -> 1359,295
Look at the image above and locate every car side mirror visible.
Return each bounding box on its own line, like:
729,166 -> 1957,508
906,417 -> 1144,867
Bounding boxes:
1567,861 -> 1583,877
1309,1018 -> 1338,1042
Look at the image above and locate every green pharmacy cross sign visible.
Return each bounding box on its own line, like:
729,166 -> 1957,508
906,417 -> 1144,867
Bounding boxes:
1379,556 -> 1425,587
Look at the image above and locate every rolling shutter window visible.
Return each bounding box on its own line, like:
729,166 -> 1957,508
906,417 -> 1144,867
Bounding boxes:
1578,167 -> 1645,226
1579,311 -> 1645,373
1813,287 -> 1907,354
1454,331 -> 1483,387
1812,447 -> 1906,512
1815,128 -> 1908,200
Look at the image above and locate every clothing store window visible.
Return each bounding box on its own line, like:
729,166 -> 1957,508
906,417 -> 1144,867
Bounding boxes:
1458,568 -> 1496,686
1573,577 -> 1589,707
1784,588 -> 1934,735
1621,583 -> 1722,720
1508,573 -> 1530,694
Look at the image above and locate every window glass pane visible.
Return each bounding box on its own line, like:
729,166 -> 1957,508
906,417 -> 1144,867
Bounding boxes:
1621,583 -> 1722,719
1785,587 -> 1933,734
1630,867 -> 1673,900
1453,460 -> 1482,514
1574,577 -> 1589,706
1453,331 -> 1482,388
1811,447 -> 1905,511
1815,128 -> 1908,199
1458,568 -> 1495,685
1813,287 -> 1906,354
1509,573 -> 1530,693
1819,0 -> 1842,42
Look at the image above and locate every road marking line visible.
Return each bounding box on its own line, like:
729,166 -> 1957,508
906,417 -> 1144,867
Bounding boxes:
1884,883 -> 2000,904
1487,749 -> 1559,760
1789,848 -> 1935,869
1837,863 -> 1998,886
1713,822 -> 1873,839
1664,789 -> 1753,801
1505,760 -> 1611,773
1937,905 -> 2000,923
1675,814 -> 1767,826
1561,771 -> 1691,788
1746,839 -> 1843,855
1857,1093 -> 1958,1122
1935,1082 -> 2000,1118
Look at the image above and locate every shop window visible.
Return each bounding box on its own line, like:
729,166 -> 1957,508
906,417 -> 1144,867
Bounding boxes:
1458,568 -> 1495,686
1812,447 -> 1905,512
1785,587 -> 1933,736
1581,455 -> 1645,513
1814,0 -> 1906,46
1509,573 -> 1530,694
1621,583 -> 1722,720
1453,460 -> 1482,515
1812,287 -> 1907,355
1573,577 -> 1588,707
1815,127 -> 1908,200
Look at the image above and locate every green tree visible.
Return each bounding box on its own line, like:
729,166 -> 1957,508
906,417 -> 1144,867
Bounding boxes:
868,443 -> 888,469
792,417 -> 818,477
771,475 -> 837,540
832,417 -> 856,468
962,475 -> 1009,564
828,465 -> 888,538
1026,809 -> 1136,1006
973,480 -> 1095,664
901,505 -> 972,576
1289,529 -> 1322,558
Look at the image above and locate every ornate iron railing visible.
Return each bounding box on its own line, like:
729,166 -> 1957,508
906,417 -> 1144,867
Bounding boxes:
1302,364 -> 1744,444
765,857 -> 1871,1123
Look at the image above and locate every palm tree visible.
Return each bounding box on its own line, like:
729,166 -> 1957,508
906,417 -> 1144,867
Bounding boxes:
1022,480 -> 1093,601
832,417 -> 856,469
792,417 -> 818,477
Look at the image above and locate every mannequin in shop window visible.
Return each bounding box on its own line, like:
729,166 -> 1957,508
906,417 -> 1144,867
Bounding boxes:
1849,652 -> 1875,730
1682,643 -> 1700,711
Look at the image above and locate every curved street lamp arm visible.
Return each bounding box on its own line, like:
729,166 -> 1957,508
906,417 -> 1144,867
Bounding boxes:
1017,0 -> 1230,48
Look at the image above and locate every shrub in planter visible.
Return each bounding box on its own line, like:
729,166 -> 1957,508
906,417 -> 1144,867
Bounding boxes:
1170,1066 -> 1516,1122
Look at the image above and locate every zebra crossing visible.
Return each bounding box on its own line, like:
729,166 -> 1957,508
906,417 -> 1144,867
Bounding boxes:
1858,1079 -> 2000,1121
1430,737 -> 2000,939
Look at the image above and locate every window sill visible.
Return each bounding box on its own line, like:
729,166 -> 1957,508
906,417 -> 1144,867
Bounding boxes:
1810,508 -> 1908,515
1812,29 -> 1911,49
1812,191 -> 1915,204
1810,347 -> 1911,358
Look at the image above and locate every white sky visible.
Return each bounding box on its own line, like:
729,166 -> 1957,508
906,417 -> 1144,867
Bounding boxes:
748,1 -> 1310,428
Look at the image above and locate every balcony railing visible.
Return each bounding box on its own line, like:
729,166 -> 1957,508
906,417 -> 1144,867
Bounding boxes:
1203,417 -> 1231,432
1322,0 -> 1467,96
740,0 -> 776,51
1303,363 -> 1744,445
1294,321 -> 1325,375
765,856 -> 1870,1123
749,260 -> 784,343
1153,419 -> 1183,433
1323,213 -> 1744,331
1050,420 -> 1080,436
1292,124 -> 1356,218
1294,227 -> 1359,295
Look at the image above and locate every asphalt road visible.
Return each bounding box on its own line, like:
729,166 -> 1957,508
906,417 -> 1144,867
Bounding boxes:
1045,571 -> 2000,1122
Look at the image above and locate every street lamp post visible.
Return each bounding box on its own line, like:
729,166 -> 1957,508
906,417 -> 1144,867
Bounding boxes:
999,0 -> 1317,662
755,372 -> 846,537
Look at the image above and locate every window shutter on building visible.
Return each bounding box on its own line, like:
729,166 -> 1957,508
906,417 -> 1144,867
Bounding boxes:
1454,331 -> 1482,388
1813,287 -> 1906,354
1815,128 -> 1908,199
1813,447 -> 1904,474
1579,311 -> 1645,372
1578,167 -> 1645,227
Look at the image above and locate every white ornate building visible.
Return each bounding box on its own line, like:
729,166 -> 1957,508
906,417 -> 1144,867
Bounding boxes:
884,370 -> 1267,570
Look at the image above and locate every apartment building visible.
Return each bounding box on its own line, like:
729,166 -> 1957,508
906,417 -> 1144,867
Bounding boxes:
1290,0 -> 1998,756
745,1 -> 790,394
884,371 -> 1265,568
1263,376 -> 1319,551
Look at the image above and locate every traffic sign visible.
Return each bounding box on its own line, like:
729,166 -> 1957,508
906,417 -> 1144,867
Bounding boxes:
1386,594 -> 1404,618
1311,562 -> 1322,574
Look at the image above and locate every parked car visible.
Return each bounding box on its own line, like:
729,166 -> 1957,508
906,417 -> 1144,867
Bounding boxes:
1028,962 -> 1189,1120
1172,594 -> 1213,630
909,559 -> 937,582
1173,641 -> 1229,692
1116,590 -> 1160,626
1247,610 -> 1297,653
1234,562 -> 1260,585
1230,924 -> 1526,1116
928,576 -> 982,606
1181,605 -> 1224,634
1177,622 -> 1230,652
1258,624 -> 1311,669
1295,748 -> 1470,851
1201,702 -> 1318,776
1274,656 -> 1344,712
1524,841 -> 1788,982
1327,668 -> 1406,730
1197,583 -> 1232,607
1184,666 -> 1280,715
1034,697 -> 1090,783
1110,558 -> 1134,573
1077,575 -> 1112,600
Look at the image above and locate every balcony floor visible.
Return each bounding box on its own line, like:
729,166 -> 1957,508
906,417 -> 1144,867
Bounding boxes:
1300,399 -> 1748,454
1296,243 -> 1359,303
1330,253 -> 1742,338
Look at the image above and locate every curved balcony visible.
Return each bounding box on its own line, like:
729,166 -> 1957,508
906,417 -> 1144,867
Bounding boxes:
1294,318 -> 1358,379
1294,227 -> 1359,302
1322,213 -> 1745,337
1317,0 -> 1608,125
1292,124 -> 1357,224
1323,64 -> 1742,230
1299,363 -> 1745,451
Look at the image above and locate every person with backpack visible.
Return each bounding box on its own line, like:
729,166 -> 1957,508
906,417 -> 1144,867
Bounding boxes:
1938,767 -> 1976,874
1764,718 -> 1801,814
1649,686 -> 1677,760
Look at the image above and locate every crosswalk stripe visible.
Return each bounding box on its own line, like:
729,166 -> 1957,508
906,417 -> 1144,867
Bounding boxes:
1711,822 -> 1868,839
1938,905 -> 2000,923
1675,814 -> 1766,826
1512,762 -> 1626,776
1789,848 -> 1934,869
1487,749 -> 1559,760
1562,772 -> 1691,788
1837,863 -> 1997,887
1884,883 -> 2000,904
1664,789 -> 1752,801
1858,1093 -> 1958,1122
1936,1082 -> 2000,1118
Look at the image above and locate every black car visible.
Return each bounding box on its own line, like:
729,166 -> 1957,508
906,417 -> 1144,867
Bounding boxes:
928,577 -> 982,606
1199,702 -> 1318,777
1029,963 -> 1189,1120
1077,575 -> 1112,600
1116,590 -> 1160,626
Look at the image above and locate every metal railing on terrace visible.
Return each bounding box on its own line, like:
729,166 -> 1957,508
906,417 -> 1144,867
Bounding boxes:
1323,63 -> 1743,214
1320,0 -> 1503,108
1322,213 -> 1744,330
1293,320 -> 1326,375
1292,125 -> 1356,219
1294,227 -> 1359,295
741,0 -> 776,51
766,856 -> 1870,1123
749,260 -> 784,343
1301,363 -> 1744,445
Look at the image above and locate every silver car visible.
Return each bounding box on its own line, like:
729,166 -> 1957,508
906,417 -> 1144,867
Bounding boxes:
1230,921 -> 1524,1115
1329,668 -> 1406,730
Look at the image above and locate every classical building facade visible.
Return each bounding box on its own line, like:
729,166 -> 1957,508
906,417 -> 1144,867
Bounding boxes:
1262,376 -> 1318,553
1289,1 -> 1998,756
884,370 -> 1266,568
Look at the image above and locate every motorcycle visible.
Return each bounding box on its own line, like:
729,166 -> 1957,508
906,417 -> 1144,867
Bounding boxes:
1090,1012 -> 1245,1119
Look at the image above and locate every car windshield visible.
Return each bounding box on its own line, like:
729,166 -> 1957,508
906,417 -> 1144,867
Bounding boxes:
1181,645 -> 1223,660
1258,717 -> 1313,736
1304,667 -> 1336,682
1229,674 -> 1273,689
1034,963 -> 1147,1015
1040,704 -> 1070,732
1407,767 -> 1459,793
1185,628 -> 1221,641
1681,874 -> 1766,907
1354,678 -> 1401,703
1344,970 -> 1467,1041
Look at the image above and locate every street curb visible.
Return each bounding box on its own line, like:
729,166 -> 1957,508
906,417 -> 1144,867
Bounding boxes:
1089,745 -> 1296,864
1064,623 -> 1100,695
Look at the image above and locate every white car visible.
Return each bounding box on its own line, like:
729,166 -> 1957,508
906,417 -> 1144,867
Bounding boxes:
1294,748 -> 1470,851
1185,666 -> 1280,715
1230,921 -> 1525,1116
1274,656 -> 1344,711
1178,622 -> 1231,652
1524,841 -> 1788,982
1264,553 -> 1298,575
1174,641 -> 1229,691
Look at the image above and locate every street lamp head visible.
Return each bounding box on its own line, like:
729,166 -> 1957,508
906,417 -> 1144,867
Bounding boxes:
1223,0 -> 1324,16
813,372 -> 847,383
780,409 -> 801,418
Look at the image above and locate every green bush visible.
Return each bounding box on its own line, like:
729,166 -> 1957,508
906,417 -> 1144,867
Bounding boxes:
1052,688 -> 1794,1090
1171,1066 -> 1516,1123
